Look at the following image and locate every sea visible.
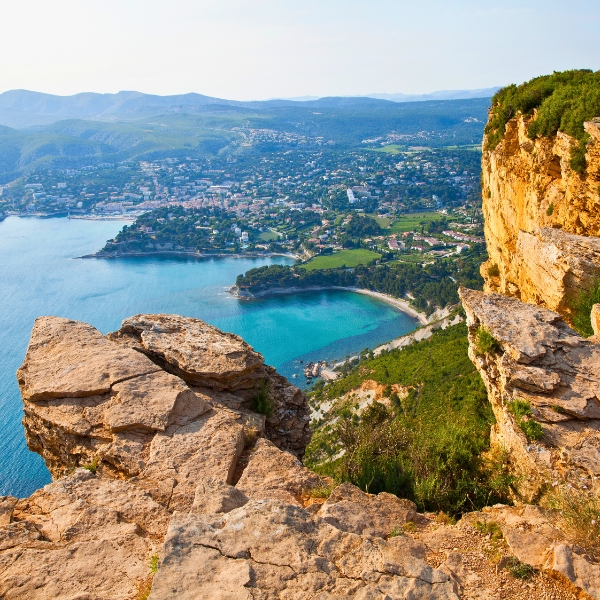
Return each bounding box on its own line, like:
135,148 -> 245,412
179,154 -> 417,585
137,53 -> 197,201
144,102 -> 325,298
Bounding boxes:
0,216 -> 417,497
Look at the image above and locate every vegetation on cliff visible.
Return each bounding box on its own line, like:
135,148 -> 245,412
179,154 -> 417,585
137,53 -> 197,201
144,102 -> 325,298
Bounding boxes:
305,323 -> 514,514
485,70 -> 600,170
236,244 -> 486,315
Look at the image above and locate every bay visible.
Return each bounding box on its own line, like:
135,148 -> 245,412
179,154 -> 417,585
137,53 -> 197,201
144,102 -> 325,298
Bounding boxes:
0,216 -> 417,497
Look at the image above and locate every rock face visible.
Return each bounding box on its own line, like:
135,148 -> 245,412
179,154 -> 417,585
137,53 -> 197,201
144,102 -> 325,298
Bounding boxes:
107,314 -> 311,456
481,115 -> 600,319
460,287 -> 600,501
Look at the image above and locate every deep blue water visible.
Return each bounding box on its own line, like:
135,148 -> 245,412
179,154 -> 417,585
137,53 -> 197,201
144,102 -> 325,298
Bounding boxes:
0,216 -> 417,497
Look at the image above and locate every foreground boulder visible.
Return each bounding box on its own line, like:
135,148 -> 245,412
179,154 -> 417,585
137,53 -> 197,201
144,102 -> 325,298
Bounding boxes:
460,288 -> 600,501
17,315 -> 310,510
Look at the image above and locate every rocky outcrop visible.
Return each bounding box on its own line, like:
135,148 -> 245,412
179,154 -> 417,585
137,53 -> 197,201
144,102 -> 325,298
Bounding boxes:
107,314 -> 311,456
459,287 -> 600,501
17,315 -> 310,512
481,115 -> 600,319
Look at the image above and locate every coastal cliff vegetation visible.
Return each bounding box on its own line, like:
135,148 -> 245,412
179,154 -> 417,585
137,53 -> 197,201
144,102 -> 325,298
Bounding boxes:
305,323 -> 514,514
485,69 -> 600,171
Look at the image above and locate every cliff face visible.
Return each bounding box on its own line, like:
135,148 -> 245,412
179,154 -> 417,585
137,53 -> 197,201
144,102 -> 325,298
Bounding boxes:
481,116 -> 600,318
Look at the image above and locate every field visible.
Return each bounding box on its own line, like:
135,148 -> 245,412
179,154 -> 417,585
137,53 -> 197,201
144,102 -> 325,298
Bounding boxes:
368,144 -> 404,154
258,230 -> 280,242
388,212 -> 444,233
299,249 -> 381,271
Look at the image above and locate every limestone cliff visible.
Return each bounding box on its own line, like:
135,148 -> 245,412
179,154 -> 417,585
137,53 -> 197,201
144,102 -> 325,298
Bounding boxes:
481,116 -> 600,319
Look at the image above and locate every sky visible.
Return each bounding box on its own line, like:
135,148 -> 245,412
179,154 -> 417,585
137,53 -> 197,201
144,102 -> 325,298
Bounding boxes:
1,0 -> 599,100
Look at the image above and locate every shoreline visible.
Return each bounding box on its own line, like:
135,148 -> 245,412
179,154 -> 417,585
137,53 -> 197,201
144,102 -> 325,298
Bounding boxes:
231,285 -> 428,325
80,250 -> 300,260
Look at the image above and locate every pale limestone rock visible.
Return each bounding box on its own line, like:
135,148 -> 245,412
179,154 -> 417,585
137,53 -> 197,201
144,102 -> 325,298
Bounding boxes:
236,438 -> 322,505
109,314 -> 311,457
149,500 -> 459,600
192,478 -> 248,514
546,544 -> 600,599
481,113 -> 600,319
592,304 -> 600,337
318,482 -> 417,538
459,287 -> 600,500
108,313 -> 264,390
17,316 -> 160,402
0,469 -> 168,599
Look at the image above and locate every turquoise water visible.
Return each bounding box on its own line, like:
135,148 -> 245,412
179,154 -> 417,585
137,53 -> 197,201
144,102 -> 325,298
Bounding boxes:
0,216 -> 417,497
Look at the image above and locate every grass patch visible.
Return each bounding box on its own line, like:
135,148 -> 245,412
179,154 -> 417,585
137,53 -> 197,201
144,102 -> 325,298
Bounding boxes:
570,278 -> 600,337
368,144 -> 404,154
304,481 -> 336,499
475,519 -> 503,542
474,326 -> 500,355
388,212 -> 442,233
549,487 -> 600,560
305,323 -> 514,515
258,230 -> 280,242
251,379 -> 275,417
299,249 -> 380,271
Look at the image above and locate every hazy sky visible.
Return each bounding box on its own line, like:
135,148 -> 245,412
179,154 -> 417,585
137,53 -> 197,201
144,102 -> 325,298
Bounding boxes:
2,0 -> 599,99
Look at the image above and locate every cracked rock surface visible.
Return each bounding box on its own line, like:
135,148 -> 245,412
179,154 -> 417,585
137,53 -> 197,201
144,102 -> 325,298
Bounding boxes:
460,288 -> 600,501
149,499 -> 459,600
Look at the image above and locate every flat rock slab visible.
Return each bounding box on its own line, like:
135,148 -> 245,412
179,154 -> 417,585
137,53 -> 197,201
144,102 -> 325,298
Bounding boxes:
318,482 -> 418,539
17,316 -> 160,402
149,499 -> 459,600
0,469 -> 169,600
109,314 -> 265,390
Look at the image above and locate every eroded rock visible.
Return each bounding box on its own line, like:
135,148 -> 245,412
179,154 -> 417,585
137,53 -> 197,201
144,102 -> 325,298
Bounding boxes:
460,287 -> 600,501
149,499 -> 459,600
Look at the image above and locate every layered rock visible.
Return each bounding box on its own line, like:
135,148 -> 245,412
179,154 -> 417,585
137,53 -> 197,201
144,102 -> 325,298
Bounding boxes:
481,115 -> 600,319
18,315 -> 309,511
459,287 -> 600,501
107,314 -> 311,456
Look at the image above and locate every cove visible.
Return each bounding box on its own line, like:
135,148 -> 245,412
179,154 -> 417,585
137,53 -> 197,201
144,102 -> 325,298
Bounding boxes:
0,216 -> 417,497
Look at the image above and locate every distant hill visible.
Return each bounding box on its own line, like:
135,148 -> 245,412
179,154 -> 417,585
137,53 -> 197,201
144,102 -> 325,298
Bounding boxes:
0,91 -> 491,183
365,88 -> 501,103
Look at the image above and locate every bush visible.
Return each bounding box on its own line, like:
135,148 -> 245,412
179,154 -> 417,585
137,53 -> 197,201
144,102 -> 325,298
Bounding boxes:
485,70 -> 600,151
487,263 -> 500,278
251,379 -> 275,417
506,557 -> 535,579
570,278 -> 600,337
569,139 -> 589,174
546,203 -> 554,216
507,400 -> 544,441
474,326 -> 501,355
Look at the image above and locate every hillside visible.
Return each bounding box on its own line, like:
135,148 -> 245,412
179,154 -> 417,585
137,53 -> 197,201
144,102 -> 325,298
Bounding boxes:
0,97 -> 489,182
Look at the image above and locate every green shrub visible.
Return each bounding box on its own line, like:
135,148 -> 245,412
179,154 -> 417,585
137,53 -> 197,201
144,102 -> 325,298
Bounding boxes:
506,557 -> 535,579
507,400 -> 544,441
149,554 -> 159,574
82,458 -> 99,474
487,263 -> 500,278
485,70 -> 600,151
251,379 -> 275,417
474,326 -> 500,355
570,278 -> 600,337
546,203 -> 554,216
569,139 -> 589,174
